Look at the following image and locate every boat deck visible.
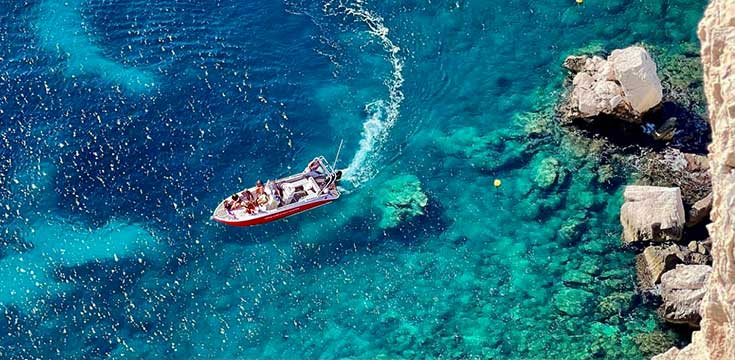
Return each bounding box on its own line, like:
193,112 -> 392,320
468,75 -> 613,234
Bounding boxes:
212,157 -> 341,225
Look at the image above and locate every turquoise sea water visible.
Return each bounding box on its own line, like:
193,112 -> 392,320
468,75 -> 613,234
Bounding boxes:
0,0 -> 707,358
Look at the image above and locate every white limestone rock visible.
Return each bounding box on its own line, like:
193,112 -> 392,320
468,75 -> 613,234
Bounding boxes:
659,264 -> 712,327
608,46 -> 664,114
620,186 -> 685,244
563,46 -> 663,123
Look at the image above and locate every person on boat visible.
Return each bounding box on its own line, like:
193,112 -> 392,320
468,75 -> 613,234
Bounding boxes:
224,199 -> 234,214
224,194 -> 241,216
306,158 -> 321,172
239,190 -> 256,214
304,158 -> 327,186
256,189 -> 269,210
266,180 -> 284,206
231,194 -> 241,207
274,182 -> 284,199
326,182 -> 339,196
304,159 -> 322,176
255,180 -> 265,195
244,201 -> 256,214
240,189 -> 255,202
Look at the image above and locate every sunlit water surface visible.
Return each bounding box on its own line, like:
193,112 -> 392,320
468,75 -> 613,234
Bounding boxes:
0,0 -> 707,358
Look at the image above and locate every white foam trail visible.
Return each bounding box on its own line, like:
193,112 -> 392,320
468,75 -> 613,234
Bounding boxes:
326,0 -> 404,187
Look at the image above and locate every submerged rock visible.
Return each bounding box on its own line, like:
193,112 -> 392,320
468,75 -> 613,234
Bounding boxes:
659,264 -> 711,327
653,47 -> 707,116
620,186 -> 685,244
435,127 -> 532,173
534,157 -> 566,190
559,215 -> 586,244
562,46 -> 663,123
562,269 -> 593,285
596,164 -> 616,185
554,288 -> 594,316
373,174 -> 429,229
635,331 -> 677,359
597,292 -> 634,318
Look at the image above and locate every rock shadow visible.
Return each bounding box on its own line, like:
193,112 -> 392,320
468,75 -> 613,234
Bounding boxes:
566,101 -> 710,155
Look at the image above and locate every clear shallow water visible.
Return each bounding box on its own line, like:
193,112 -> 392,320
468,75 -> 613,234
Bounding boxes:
0,0 -> 707,358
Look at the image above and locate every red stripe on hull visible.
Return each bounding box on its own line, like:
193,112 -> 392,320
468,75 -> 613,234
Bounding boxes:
214,199 -> 334,227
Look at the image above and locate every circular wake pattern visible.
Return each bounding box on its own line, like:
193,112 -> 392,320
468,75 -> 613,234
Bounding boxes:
325,0 -> 405,187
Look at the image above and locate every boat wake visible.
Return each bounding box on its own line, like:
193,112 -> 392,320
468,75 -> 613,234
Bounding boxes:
325,0 -> 404,187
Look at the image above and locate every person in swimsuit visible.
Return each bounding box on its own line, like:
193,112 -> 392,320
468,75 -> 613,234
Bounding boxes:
239,190 -> 256,214
266,180 -> 284,206
241,189 -> 255,202
224,199 -> 234,215
304,159 -> 328,188
224,194 -> 241,217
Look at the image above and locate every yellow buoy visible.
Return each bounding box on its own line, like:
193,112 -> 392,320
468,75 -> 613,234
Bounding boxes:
493,179 -> 502,188
576,0 -> 583,4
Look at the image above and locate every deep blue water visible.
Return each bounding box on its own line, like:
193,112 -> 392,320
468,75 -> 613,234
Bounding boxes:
0,0 -> 707,358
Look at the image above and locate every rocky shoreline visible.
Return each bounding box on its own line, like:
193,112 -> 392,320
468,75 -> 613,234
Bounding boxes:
556,44 -> 716,352
656,1 -> 735,358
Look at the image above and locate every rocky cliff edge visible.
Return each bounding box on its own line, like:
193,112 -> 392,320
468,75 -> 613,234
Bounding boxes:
654,1 -> 735,359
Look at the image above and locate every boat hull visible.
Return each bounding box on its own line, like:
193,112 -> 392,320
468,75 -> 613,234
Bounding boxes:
212,156 -> 341,227
213,197 -> 335,227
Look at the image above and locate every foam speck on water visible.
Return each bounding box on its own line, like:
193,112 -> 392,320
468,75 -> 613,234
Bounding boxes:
33,0 -> 156,92
327,1 -> 405,186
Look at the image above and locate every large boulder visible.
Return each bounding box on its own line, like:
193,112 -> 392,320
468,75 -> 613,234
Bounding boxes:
686,192 -> 713,227
563,46 -> 663,123
620,186 -> 685,244
659,264 -> 712,327
608,47 -> 664,114
636,244 -> 687,292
